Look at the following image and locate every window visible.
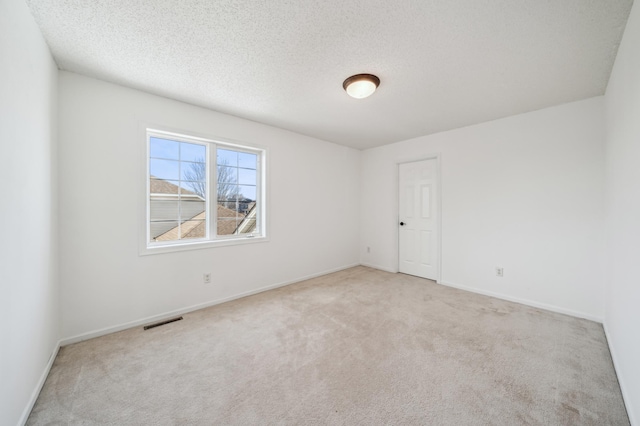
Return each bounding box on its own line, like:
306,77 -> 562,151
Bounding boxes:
145,129 -> 265,252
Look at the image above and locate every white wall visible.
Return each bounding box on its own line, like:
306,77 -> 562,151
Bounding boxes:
0,1 -> 59,425
360,97 -> 605,320
58,72 -> 360,340
603,1 -> 640,423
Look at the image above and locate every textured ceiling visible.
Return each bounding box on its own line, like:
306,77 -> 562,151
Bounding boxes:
27,0 -> 633,150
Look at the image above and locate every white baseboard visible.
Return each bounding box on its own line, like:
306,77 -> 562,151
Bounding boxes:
439,280 -> 603,323
19,340 -> 61,425
603,322 -> 636,426
358,266 -> 601,323
360,262 -> 398,274
60,263 -> 360,346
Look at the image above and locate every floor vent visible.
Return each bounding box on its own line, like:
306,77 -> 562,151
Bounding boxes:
143,316 -> 183,330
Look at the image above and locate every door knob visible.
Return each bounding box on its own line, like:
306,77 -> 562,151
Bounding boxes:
400,222 -> 406,226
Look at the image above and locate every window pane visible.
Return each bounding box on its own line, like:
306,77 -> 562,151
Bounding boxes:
180,142 -> 206,163
176,213 -> 206,239
150,158 -> 180,181
183,181 -> 206,199
150,200 -> 179,221
217,149 -> 238,166
150,137 -> 179,160
150,179 -> 181,194
237,199 -> 255,214
238,168 -> 256,185
238,152 -> 257,169
150,221 -> 179,242
181,220 -> 206,239
181,200 -> 206,220
218,200 -> 241,214
217,164 -> 237,184
217,199 -> 242,236
219,200 -> 243,216
237,185 -> 256,201
237,218 -> 257,234
181,161 -> 206,183
218,182 -> 239,203
216,218 -> 238,236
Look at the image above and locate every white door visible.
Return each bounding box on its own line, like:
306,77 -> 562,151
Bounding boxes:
398,159 -> 439,280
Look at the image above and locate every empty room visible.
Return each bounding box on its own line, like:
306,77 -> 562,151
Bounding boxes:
2,0 -> 639,424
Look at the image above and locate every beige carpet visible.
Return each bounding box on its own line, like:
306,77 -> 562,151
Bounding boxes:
28,267 -> 629,425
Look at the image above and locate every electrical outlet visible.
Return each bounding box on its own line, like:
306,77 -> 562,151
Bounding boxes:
496,267 -> 504,277
367,246 -> 371,253
203,273 -> 211,284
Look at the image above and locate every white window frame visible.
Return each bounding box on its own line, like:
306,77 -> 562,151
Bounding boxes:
141,127 -> 268,255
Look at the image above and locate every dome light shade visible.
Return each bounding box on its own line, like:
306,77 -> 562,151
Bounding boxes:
343,74 -> 380,99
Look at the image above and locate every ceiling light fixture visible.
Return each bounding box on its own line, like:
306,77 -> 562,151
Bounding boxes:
343,74 -> 380,99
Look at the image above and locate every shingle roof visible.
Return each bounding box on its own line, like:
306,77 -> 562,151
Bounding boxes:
150,177 -> 199,197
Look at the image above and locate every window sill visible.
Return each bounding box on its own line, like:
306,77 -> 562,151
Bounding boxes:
139,235 -> 269,256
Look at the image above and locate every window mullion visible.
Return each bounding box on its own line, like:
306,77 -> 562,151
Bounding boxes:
257,155 -> 261,235
210,144 -> 217,239
177,144 -> 182,240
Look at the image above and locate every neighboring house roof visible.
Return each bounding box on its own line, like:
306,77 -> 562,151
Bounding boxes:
154,205 -> 247,241
216,205 -> 247,236
155,211 -> 205,241
150,176 -> 202,199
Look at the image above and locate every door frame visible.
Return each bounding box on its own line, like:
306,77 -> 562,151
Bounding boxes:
395,154 -> 442,283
